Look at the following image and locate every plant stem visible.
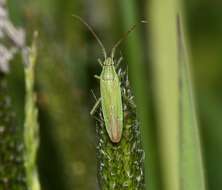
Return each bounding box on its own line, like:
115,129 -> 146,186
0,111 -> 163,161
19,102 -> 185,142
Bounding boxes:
24,32 -> 41,190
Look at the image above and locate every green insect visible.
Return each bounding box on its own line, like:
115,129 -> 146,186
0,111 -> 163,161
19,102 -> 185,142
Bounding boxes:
73,15 -> 141,143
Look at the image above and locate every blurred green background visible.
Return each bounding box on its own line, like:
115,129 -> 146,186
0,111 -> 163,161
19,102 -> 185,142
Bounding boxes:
5,0 -> 222,190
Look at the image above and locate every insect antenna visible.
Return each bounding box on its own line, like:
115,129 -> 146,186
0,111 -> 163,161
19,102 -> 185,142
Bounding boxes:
73,14 -> 107,59
110,20 -> 147,59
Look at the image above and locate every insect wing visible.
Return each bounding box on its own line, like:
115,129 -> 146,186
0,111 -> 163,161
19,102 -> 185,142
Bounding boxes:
100,70 -> 123,143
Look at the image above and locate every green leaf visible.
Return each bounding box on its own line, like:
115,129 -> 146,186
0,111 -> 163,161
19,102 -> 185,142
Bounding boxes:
177,15 -> 206,190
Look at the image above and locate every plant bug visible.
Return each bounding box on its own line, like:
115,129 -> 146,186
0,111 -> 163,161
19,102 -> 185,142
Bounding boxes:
73,15 -> 144,143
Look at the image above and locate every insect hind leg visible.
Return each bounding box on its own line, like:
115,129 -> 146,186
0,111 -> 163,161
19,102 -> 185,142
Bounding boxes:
90,97 -> 102,116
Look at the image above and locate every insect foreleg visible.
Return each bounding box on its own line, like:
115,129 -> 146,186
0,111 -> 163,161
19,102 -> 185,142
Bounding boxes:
115,56 -> 123,69
98,58 -> 103,67
94,75 -> 100,80
90,97 -> 102,116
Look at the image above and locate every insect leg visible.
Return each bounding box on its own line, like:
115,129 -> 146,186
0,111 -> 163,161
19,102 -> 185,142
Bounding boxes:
90,97 -> 102,115
98,58 -> 103,67
90,89 -> 98,101
92,115 -> 104,124
115,56 -> 123,69
94,75 -> 100,80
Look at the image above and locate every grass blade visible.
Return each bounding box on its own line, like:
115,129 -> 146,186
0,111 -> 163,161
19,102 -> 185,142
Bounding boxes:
149,0 -> 180,189
177,15 -> 206,190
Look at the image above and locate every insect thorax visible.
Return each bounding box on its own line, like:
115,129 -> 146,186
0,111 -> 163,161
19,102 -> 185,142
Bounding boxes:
101,57 -> 117,81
